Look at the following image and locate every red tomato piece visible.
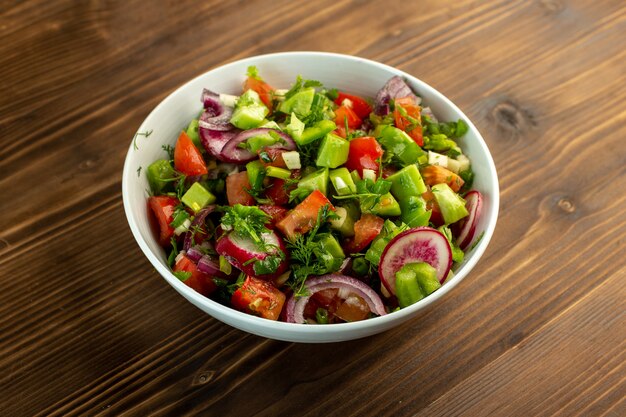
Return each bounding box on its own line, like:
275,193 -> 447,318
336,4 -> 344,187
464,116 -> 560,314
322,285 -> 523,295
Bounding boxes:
231,276 -> 286,320
334,92 -> 373,119
344,136 -> 384,176
344,213 -> 385,254
244,77 -> 274,112
263,178 -> 289,206
276,190 -> 334,240
174,254 -> 217,296
148,195 -> 180,246
334,105 -> 362,130
259,205 -> 289,227
393,97 -> 423,146
174,131 -> 208,176
334,294 -> 370,322
226,171 -> 255,206
260,148 -> 288,168
420,165 -> 464,192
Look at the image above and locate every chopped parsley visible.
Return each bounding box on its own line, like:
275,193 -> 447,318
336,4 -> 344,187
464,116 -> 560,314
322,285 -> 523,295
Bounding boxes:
286,204 -> 338,297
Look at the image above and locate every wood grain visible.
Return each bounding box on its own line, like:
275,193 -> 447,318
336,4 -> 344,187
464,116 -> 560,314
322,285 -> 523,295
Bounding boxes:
1,0 -> 625,415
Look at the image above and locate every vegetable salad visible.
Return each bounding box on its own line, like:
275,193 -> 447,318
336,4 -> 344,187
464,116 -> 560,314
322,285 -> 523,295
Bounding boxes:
144,66 -> 483,324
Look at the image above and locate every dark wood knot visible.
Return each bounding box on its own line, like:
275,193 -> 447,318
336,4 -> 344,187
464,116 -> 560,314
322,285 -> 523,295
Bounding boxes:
193,370 -> 216,386
491,100 -> 536,135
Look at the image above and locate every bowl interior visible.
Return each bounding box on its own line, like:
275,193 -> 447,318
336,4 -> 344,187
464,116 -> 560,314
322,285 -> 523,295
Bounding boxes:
122,52 -> 499,343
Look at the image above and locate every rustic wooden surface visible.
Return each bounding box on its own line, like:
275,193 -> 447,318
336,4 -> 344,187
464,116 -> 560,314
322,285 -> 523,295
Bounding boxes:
1,0 -> 625,415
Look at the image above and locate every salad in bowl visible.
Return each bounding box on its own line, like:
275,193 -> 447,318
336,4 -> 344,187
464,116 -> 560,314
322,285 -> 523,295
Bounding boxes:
143,65 -> 483,325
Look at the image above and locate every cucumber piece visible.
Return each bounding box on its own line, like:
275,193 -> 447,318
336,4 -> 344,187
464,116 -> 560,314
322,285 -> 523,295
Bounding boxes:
329,206 -> 356,237
387,164 -> 427,200
278,87 -> 315,117
315,233 -> 345,259
361,193 -> 401,217
185,119 -> 201,148
431,183 -> 469,224
230,89 -> 268,129
245,160 -> 266,190
266,166 -> 291,180
375,125 -> 427,166
146,159 -> 176,194
298,168 -> 329,195
244,132 -> 278,154
316,133 -> 349,168
330,167 -> 357,196
399,195 -> 431,227
181,182 -> 216,213
299,120 -> 337,145
395,262 -> 441,308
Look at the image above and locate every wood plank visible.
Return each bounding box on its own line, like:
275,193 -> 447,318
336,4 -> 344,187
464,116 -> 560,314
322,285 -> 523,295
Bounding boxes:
414,268 -> 626,417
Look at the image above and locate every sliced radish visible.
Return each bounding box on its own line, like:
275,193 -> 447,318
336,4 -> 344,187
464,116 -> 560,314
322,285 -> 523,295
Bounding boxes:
284,274 -> 387,323
379,227 -> 452,294
456,190 -> 483,250
215,230 -> 288,279
219,128 -> 297,164
199,127 -> 240,161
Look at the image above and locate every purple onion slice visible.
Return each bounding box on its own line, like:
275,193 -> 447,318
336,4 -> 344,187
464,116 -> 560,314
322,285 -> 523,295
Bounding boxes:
199,128 -> 240,161
374,76 -> 421,115
197,254 -> 225,277
199,88 -> 234,131
220,128 -> 296,164
182,205 -> 215,251
284,274 -> 387,324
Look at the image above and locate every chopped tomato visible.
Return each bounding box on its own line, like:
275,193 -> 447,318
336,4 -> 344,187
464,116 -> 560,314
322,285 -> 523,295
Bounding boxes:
422,189 -> 444,227
421,165 -> 465,192
276,190 -> 334,240
174,255 -> 217,296
394,96 -> 423,146
259,205 -> 289,227
260,148 -> 288,169
244,76 -> 274,112
226,171 -> 255,206
334,294 -> 370,322
265,178 -> 293,206
174,131 -> 208,176
344,136 -> 384,176
334,92 -> 373,119
231,276 -> 285,320
148,195 -> 180,246
334,105 -> 362,130
303,288 -> 340,321
344,213 -> 384,253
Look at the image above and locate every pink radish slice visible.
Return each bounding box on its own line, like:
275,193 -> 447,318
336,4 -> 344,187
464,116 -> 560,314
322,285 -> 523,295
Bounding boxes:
215,230 -> 288,279
456,190 -> 483,250
284,274 -> 387,323
199,127 -> 240,160
379,227 -> 452,294
219,128 -> 297,164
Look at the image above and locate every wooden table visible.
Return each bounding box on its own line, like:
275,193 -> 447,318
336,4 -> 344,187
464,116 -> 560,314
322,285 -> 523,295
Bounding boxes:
1,1 -> 624,415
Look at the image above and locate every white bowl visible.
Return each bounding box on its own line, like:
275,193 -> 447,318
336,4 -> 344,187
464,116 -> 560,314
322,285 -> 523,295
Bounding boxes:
122,52 -> 499,343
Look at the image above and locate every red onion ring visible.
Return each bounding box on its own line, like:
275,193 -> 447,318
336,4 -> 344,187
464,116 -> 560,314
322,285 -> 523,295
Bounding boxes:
284,274 -> 387,323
